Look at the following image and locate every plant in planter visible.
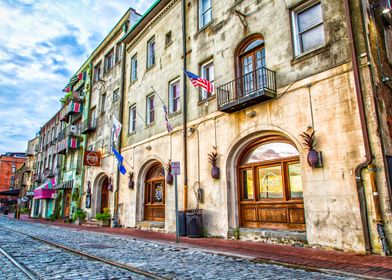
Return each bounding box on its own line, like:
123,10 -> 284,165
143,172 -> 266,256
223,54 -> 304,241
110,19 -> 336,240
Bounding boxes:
72,208 -> 86,225
128,171 -> 135,189
300,128 -> 322,168
208,146 -> 220,179
96,207 -> 111,227
165,160 -> 173,185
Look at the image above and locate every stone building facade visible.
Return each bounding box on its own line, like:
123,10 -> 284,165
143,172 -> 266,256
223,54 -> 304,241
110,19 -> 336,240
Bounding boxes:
110,0 -> 392,254
81,8 -> 140,221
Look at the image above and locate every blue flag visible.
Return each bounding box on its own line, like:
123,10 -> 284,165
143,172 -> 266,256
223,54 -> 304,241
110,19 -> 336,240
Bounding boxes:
112,147 -> 126,175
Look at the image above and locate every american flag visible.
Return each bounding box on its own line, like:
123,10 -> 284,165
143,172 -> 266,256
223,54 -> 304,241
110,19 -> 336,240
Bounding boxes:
184,70 -> 214,93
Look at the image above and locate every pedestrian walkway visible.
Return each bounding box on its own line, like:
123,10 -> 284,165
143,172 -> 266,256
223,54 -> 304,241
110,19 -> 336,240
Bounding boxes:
11,214 -> 392,279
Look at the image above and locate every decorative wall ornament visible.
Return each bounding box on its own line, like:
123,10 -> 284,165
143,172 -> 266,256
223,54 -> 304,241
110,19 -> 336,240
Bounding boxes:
300,128 -> 323,168
165,160 -> 173,185
208,146 -> 220,179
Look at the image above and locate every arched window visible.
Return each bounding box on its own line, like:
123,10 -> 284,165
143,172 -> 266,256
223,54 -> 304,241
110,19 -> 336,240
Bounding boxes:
144,162 -> 165,222
237,137 -> 305,230
236,35 -> 266,96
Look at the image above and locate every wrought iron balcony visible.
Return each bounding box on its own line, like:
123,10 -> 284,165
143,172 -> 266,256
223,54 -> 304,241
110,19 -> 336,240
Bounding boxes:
56,136 -> 80,154
81,118 -> 97,134
59,99 -> 83,122
43,168 -> 55,178
217,67 -> 277,113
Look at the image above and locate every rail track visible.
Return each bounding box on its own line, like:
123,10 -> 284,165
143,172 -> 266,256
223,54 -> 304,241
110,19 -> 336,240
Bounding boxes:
0,225 -> 169,280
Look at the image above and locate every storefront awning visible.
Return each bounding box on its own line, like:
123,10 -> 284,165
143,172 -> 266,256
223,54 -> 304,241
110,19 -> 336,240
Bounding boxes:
34,178 -> 56,199
55,180 -> 73,190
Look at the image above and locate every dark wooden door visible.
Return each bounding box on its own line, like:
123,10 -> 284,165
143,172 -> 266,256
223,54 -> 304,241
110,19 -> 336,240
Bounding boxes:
64,189 -> 71,217
144,164 -> 165,222
100,177 -> 109,213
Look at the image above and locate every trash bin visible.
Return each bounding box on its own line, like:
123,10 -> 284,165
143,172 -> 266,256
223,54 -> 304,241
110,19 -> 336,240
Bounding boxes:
178,211 -> 187,236
186,209 -> 203,238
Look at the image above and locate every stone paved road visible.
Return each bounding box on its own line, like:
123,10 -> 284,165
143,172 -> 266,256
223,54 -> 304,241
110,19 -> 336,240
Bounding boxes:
0,217 -> 358,280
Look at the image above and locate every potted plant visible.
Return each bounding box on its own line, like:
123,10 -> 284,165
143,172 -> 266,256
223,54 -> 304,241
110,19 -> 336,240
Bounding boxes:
128,171 -> 135,189
96,207 -> 111,227
300,128 -> 322,168
208,146 -> 220,179
165,160 -> 173,185
72,208 -> 86,225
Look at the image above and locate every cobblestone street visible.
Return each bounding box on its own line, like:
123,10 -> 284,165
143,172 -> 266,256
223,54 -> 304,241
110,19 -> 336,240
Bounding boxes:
0,217 -> 358,280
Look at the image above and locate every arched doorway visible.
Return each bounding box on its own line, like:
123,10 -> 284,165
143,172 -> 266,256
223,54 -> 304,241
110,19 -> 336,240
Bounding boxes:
144,163 -> 165,222
237,136 -> 305,230
235,34 -> 266,97
100,176 -> 109,214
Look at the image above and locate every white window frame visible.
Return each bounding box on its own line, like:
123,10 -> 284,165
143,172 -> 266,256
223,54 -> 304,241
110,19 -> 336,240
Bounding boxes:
147,37 -> 156,68
94,62 -> 102,81
105,49 -> 114,72
292,1 -> 325,56
129,105 -> 137,133
146,94 -> 155,125
131,54 -> 137,82
200,59 -> 214,100
199,0 -> 212,29
169,79 -> 181,114
115,43 -> 123,63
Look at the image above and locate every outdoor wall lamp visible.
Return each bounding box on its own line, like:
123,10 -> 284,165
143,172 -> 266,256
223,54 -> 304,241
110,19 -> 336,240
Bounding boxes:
382,7 -> 392,27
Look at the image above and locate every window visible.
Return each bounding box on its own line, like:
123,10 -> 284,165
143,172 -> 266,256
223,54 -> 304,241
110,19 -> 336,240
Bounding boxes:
100,93 -> 106,114
115,43 -> 123,63
165,31 -> 172,46
90,107 -> 96,126
200,60 -> 214,100
131,54 -> 137,82
199,0 -> 212,29
169,79 -> 180,113
146,95 -> 155,125
105,49 -> 114,72
147,37 -> 155,68
129,105 -> 136,133
10,176 -> 14,188
11,164 -> 16,173
292,2 -> 325,56
94,62 -> 102,81
113,88 -> 120,102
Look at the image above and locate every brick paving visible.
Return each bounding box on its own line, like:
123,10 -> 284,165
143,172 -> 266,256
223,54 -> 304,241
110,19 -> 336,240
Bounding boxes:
10,214 -> 392,279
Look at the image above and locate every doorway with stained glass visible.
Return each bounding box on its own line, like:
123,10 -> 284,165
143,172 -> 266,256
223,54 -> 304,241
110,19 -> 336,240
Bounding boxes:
238,136 -> 305,230
144,162 -> 165,222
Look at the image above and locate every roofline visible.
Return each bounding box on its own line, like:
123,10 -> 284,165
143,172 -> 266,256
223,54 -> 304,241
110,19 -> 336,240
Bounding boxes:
120,0 -> 168,44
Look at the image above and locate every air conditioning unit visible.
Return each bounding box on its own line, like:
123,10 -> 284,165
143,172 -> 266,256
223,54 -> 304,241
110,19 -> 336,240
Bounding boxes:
69,125 -> 79,135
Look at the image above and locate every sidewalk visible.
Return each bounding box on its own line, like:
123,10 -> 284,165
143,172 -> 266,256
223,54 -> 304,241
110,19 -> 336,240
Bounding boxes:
10,214 -> 392,279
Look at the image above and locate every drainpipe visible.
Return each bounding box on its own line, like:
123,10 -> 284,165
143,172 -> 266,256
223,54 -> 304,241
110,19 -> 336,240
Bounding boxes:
113,41 -> 127,226
343,0 -> 372,254
182,0 -> 188,210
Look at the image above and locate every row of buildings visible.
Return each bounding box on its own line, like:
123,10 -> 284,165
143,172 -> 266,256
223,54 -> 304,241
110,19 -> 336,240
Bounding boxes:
18,0 -> 392,255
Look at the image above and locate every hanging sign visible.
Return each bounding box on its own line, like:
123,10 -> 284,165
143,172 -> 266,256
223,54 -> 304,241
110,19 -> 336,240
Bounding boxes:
84,151 -> 101,167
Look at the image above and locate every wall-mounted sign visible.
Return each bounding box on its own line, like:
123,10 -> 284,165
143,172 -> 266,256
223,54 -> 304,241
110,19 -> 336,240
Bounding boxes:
84,151 -> 101,167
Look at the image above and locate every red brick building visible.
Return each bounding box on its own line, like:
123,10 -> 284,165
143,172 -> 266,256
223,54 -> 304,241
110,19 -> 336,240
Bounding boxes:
0,153 -> 26,192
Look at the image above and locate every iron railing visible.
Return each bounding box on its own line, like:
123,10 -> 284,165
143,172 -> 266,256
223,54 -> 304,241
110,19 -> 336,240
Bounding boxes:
217,67 -> 276,112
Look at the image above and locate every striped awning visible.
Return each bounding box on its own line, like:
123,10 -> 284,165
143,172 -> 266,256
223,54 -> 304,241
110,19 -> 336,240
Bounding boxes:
34,178 -> 56,199
55,180 -> 73,190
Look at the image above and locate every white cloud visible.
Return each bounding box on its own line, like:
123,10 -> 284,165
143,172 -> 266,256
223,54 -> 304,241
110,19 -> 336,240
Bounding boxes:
0,0 -> 155,154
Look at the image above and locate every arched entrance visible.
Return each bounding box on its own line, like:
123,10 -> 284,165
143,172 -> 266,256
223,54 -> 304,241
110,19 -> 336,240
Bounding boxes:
144,163 -> 165,222
100,176 -> 109,214
237,135 -> 305,230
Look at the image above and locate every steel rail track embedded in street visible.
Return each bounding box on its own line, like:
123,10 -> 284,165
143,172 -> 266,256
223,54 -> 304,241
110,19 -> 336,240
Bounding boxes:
0,226 -> 169,280
0,246 -> 41,280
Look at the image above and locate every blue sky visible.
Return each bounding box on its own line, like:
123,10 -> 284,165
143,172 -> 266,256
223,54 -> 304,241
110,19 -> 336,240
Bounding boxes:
0,0 -> 155,154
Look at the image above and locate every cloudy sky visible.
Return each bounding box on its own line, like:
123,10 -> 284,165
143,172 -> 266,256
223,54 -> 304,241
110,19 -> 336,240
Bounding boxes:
0,0 -> 155,154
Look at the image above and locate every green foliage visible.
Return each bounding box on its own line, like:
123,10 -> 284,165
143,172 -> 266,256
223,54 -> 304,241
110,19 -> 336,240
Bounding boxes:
233,227 -> 240,240
60,92 -> 73,105
51,191 -> 63,221
96,213 -> 111,221
19,207 -> 30,214
72,188 -> 80,206
72,208 -> 86,221
103,207 -> 110,214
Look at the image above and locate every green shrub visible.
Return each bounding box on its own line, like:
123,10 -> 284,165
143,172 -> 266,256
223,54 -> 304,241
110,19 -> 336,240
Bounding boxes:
103,207 -> 110,214
96,213 -> 111,221
19,207 -> 30,214
72,208 -> 86,221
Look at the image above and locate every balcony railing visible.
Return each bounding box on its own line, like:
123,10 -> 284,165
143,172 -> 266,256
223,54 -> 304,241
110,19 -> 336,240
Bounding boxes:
59,99 -> 83,122
81,118 -> 97,134
217,67 -> 277,113
57,136 -> 80,154
43,168 -> 55,178
25,149 -> 34,156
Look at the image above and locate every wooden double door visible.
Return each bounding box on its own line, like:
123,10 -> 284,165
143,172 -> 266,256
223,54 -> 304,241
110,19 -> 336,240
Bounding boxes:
100,177 -> 109,214
144,163 -> 165,222
63,189 -> 72,218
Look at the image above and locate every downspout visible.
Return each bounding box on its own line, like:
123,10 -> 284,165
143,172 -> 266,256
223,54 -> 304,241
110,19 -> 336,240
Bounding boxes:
114,40 -> 127,226
343,0 -> 372,254
182,0 -> 188,210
